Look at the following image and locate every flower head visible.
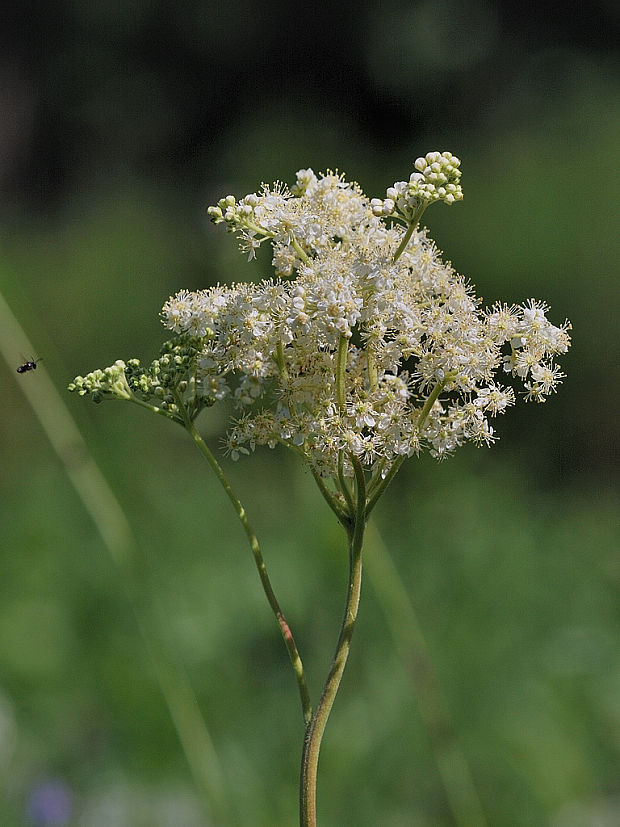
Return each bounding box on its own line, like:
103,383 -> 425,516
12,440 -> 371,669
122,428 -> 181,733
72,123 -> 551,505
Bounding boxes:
73,153 -> 571,477
160,154 -> 570,472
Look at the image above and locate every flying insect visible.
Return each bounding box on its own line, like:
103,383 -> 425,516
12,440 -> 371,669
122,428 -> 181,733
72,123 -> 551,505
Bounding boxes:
16,357 -> 41,374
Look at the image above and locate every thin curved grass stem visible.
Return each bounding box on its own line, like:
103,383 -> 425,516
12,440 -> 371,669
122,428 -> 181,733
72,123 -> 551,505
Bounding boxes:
364,520 -> 488,827
0,287 -> 232,824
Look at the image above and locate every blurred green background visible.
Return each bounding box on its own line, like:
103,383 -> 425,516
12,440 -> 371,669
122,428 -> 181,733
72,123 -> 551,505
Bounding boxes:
0,1 -> 619,824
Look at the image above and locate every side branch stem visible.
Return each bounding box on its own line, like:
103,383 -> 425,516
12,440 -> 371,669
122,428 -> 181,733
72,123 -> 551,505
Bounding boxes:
291,235 -> 311,264
309,466 -> 350,528
366,340 -> 378,393
392,222 -> 416,263
275,338 -> 289,382
337,450 -> 355,517
366,455 -> 405,517
366,378 -> 446,515
177,396 -> 312,725
336,334 -> 348,413
417,377 -> 446,428
392,204 -> 427,263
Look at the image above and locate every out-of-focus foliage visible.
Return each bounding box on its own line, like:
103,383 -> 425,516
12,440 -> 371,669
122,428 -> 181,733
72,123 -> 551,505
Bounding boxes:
0,0 -> 618,824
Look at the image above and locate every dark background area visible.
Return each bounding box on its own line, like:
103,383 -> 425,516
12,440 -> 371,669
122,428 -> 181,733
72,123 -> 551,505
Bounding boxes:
0,1 -> 618,824
1,1 -> 619,205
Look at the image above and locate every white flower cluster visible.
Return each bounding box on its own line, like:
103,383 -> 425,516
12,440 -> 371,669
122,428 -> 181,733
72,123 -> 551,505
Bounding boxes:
160,158 -> 570,471
207,170 -> 383,276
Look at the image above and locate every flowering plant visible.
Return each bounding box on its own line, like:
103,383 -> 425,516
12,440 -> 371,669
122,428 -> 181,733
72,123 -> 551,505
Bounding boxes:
69,152 -> 570,824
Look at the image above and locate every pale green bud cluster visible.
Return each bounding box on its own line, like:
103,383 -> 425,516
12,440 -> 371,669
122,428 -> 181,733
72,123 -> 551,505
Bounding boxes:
371,150 -> 463,221
207,195 -> 244,230
130,337 -> 202,393
68,360 -> 132,403
69,336 -> 216,420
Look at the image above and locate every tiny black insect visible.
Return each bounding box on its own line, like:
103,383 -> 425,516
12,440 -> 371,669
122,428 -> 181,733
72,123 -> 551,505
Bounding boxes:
16,357 -> 41,374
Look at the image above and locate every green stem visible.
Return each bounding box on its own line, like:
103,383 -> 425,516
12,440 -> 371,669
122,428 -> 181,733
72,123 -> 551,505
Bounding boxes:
128,395 -> 180,422
244,220 -> 276,238
337,450 -> 355,517
291,235 -> 311,264
300,455 -> 367,826
275,338 -> 289,382
335,334 -> 348,413
366,455 -> 405,517
392,222 -> 416,263
274,342 -> 350,529
334,334 -> 354,513
417,377 -> 446,428
310,466 -> 350,528
365,457 -> 388,501
366,377 -> 447,516
392,204 -> 427,263
176,394 -> 312,725
366,339 -> 379,393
